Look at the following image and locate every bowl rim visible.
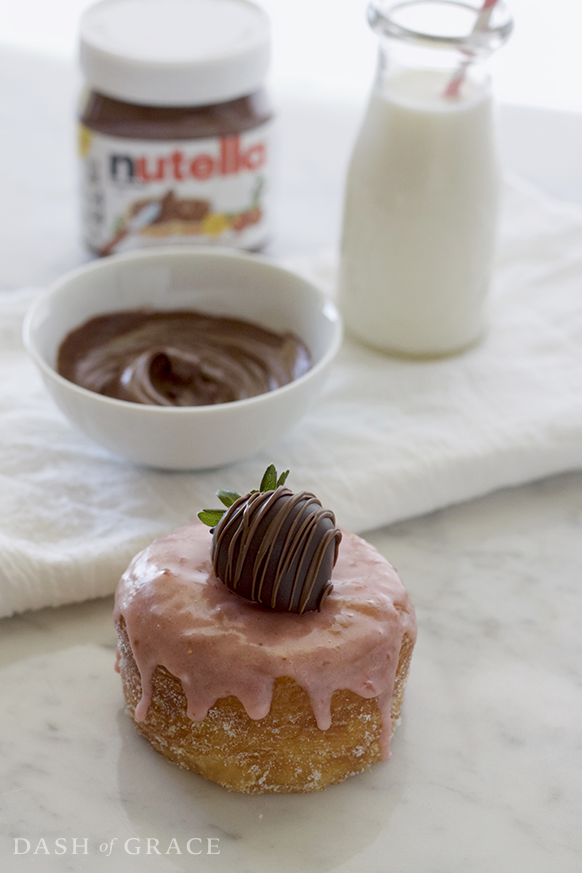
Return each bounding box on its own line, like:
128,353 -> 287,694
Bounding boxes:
22,246 -> 343,415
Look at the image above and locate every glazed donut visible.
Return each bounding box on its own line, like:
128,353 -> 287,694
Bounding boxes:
114,517 -> 417,794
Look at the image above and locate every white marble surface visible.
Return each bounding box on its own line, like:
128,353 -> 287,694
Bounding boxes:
1,47 -> 582,872
2,472 -> 582,872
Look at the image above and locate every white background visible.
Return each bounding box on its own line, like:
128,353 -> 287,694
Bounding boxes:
0,0 -> 581,112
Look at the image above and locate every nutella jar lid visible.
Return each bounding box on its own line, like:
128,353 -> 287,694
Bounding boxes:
79,0 -> 271,107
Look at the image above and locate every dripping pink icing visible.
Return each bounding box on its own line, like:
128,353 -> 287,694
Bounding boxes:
113,521 -> 417,760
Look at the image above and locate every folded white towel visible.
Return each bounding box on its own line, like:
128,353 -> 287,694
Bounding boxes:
2,174 -> 582,618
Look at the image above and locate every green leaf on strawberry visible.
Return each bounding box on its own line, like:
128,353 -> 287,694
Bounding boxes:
197,465 -> 291,526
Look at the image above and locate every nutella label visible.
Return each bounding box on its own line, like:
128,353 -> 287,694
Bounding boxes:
78,122 -> 273,254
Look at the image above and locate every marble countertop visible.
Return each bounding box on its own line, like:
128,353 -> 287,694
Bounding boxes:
1,47 -> 582,872
3,472 -> 582,872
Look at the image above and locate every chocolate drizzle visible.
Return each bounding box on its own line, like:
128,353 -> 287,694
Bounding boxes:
211,487 -> 342,614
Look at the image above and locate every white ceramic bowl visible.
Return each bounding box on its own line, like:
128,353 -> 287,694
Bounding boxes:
23,247 -> 342,470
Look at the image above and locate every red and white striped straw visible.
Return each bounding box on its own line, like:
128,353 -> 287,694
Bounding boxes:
443,0 -> 501,99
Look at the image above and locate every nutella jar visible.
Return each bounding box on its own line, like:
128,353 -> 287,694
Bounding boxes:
78,0 -> 273,256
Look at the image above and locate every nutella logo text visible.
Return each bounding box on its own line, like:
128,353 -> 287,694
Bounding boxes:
109,135 -> 266,184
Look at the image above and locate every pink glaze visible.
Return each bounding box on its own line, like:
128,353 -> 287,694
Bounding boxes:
114,522 -> 417,760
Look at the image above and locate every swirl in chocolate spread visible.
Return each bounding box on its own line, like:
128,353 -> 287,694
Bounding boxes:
212,487 -> 342,614
57,310 -> 311,406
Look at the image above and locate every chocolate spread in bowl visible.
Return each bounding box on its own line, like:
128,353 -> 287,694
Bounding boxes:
57,310 -> 311,407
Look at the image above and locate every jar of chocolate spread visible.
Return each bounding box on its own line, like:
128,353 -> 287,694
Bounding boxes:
78,0 -> 273,256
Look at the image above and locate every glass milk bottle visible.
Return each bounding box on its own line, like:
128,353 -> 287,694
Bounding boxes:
339,0 -> 513,357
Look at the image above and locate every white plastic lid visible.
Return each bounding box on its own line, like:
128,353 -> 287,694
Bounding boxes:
79,0 -> 271,107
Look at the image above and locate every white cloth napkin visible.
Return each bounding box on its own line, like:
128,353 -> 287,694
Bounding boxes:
2,174 -> 582,618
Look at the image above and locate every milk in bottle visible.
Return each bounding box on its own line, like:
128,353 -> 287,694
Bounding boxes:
339,0 -> 513,357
